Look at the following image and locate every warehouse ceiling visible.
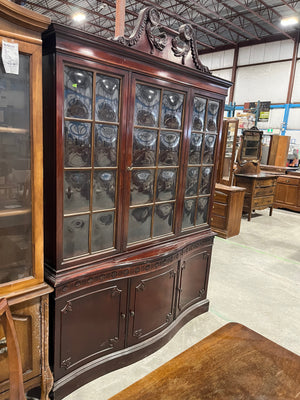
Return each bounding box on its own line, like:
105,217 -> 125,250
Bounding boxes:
16,0 -> 300,52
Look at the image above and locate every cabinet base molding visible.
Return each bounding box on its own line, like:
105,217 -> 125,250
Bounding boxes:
51,300 -> 209,400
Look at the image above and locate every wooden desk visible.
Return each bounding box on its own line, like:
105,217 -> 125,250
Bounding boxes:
234,173 -> 278,221
109,323 -> 300,400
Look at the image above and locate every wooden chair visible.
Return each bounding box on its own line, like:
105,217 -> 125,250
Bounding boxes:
0,298 -> 26,400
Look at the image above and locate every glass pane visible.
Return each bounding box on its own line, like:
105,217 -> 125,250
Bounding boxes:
189,133 -> 203,164
128,206 -> 152,243
153,203 -> 174,236
203,134 -> 216,164
64,171 -> 90,213
0,54 -> 32,284
64,66 -> 92,119
182,199 -> 196,229
161,90 -> 184,129
94,124 -> 118,167
199,167 -> 213,195
156,169 -> 177,201
206,100 -> 219,132
131,169 -> 154,205
135,84 -> 160,127
92,211 -> 114,251
64,121 -> 91,167
93,170 -> 116,210
192,97 -> 206,131
132,129 -> 157,166
63,215 -> 89,259
95,74 -> 120,122
159,131 -> 180,166
185,167 -> 199,196
195,197 -> 209,225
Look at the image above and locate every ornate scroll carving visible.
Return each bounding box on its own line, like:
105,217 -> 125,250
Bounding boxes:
199,288 -> 205,298
61,357 -> 71,369
133,329 -> 143,338
136,282 -> 145,292
115,7 -> 210,74
166,312 -> 173,323
111,286 -> 122,297
61,301 -> 72,314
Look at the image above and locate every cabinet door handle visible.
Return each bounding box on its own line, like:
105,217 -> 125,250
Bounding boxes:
120,313 -> 126,319
130,310 -> 135,317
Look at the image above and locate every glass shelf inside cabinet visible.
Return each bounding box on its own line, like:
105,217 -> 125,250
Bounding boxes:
0,54 -> 32,284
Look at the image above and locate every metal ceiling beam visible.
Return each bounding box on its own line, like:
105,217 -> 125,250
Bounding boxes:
186,0 -> 260,40
233,0 -> 294,40
278,0 -> 298,12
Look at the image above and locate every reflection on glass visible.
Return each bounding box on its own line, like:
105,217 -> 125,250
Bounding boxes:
94,124 -> 118,167
222,123 -> 235,181
95,74 -> 120,122
0,54 -> 32,284
199,167 -> 212,194
185,167 -> 199,196
189,133 -> 203,164
206,100 -> 219,132
93,170 -> 116,210
195,197 -> 208,225
156,169 -> 177,201
159,131 -> 180,166
192,97 -> 206,131
64,66 -> 92,119
135,84 -> 160,127
131,169 -> 154,205
132,129 -> 157,166
161,90 -> 184,129
64,121 -> 91,167
128,206 -> 152,243
63,214 -> 89,258
203,134 -> 216,164
92,211 -> 114,251
182,199 -> 196,229
64,171 -> 90,213
153,203 -> 174,236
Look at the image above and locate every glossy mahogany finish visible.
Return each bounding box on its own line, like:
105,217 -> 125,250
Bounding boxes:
42,7 -> 231,399
109,323 -> 300,400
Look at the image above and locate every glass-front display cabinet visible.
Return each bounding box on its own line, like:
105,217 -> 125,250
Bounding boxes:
42,8 -> 231,399
217,118 -> 239,186
0,1 -> 52,399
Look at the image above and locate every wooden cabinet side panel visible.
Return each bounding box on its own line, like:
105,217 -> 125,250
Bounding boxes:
177,248 -> 211,314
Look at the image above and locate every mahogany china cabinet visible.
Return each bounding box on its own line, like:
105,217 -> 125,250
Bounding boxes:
211,118 -> 245,238
42,8 -> 231,399
0,1 -> 52,399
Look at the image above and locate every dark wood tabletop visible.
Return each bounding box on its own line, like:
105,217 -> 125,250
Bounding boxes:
109,322 -> 300,400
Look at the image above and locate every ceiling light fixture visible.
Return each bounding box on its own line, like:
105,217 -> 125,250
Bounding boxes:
72,12 -> 86,23
280,16 -> 299,27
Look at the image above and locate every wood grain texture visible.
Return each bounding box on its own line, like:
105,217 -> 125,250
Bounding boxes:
108,323 -> 300,400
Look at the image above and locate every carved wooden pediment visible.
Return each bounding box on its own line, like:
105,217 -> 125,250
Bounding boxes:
114,7 -> 210,74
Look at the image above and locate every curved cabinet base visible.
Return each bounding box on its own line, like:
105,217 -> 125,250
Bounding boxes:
52,300 -> 209,400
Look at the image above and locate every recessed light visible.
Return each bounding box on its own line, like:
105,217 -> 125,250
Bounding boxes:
72,12 -> 86,23
281,16 -> 299,27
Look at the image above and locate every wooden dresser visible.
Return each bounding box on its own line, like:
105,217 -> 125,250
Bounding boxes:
273,173 -> 300,212
234,173 -> 278,221
211,184 -> 245,238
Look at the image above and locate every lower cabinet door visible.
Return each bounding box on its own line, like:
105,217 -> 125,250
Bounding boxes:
56,280 -> 127,379
127,262 -> 178,347
177,249 -> 211,314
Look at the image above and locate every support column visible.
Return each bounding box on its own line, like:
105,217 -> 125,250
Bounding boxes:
229,46 -> 239,105
115,0 -> 126,38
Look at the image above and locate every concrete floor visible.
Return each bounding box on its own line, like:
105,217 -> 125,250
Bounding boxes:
63,208 -> 300,400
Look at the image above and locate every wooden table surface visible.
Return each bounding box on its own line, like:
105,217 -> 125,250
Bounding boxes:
108,322 -> 300,400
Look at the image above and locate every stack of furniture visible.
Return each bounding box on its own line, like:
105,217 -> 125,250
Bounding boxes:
211,118 -> 245,238
0,1 -> 52,398
234,127 -> 278,221
42,8 -> 231,399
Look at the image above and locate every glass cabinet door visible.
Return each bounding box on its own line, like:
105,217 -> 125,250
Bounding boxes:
63,66 -> 121,259
0,54 -> 32,284
182,96 -> 219,230
127,82 -> 185,244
